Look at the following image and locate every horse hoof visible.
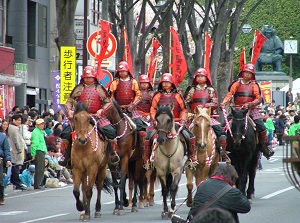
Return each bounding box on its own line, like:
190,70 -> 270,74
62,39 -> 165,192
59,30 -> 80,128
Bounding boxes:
186,199 -> 193,208
138,202 -> 144,209
248,198 -> 253,204
161,212 -> 169,220
168,210 -> 174,219
79,211 -> 85,221
113,209 -> 119,215
94,211 -> 102,218
128,202 -> 133,208
149,199 -> 155,206
76,201 -> 85,212
118,209 -> 126,215
131,206 -> 139,212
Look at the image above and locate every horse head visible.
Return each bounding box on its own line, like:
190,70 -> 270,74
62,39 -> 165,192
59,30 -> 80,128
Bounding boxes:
73,102 -> 92,145
193,106 -> 211,149
231,107 -> 248,149
155,103 -> 175,145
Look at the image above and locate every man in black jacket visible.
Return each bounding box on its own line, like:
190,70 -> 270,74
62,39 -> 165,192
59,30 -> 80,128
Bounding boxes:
188,163 -> 251,223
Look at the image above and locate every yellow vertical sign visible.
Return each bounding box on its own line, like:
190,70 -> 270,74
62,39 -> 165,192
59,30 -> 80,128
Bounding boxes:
60,46 -> 76,104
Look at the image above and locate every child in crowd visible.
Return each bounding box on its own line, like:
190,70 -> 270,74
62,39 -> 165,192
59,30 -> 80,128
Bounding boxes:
19,165 -> 35,187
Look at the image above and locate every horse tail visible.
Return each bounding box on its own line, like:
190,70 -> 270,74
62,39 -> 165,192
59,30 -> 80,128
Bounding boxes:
166,173 -> 173,198
102,176 -> 114,195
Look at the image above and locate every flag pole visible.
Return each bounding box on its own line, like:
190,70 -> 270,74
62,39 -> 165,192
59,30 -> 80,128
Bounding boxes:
250,30 -> 256,62
169,26 -> 172,73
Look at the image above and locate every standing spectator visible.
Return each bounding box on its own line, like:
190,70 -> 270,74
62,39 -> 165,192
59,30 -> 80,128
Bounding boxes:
31,118 -> 47,190
265,114 -> 275,147
278,115 -> 286,145
188,163 -> 250,223
8,114 -> 27,190
0,131 -> 12,205
20,114 -> 32,171
286,89 -> 293,107
44,118 -> 53,136
288,115 -> 300,136
292,101 -> 300,112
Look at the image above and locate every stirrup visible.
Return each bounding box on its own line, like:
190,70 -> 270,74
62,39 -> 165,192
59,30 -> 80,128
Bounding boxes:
185,159 -> 198,170
110,152 -> 120,165
263,146 -> 274,160
143,160 -> 150,170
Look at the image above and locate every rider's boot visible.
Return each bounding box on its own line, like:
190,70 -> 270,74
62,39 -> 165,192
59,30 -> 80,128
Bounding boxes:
187,137 -> 198,168
109,139 -> 120,165
258,130 -> 275,160
218,135 -> 230,163
58,142 -> 72,169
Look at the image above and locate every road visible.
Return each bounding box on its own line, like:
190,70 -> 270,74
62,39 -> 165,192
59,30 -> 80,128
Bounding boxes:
1,144 -> 299,223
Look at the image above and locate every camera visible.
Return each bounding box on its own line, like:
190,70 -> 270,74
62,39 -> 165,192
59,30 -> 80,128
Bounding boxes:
171,214 -> 187,223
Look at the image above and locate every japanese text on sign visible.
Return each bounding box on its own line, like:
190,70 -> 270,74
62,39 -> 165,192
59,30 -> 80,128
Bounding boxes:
60,46 -> 76,104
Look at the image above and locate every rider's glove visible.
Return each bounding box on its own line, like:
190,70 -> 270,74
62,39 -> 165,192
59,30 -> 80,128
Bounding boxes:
96,109 -> 104,118
180,119 -> 187,127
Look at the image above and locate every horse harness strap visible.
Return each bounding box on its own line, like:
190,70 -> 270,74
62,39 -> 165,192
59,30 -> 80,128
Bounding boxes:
158,137 -> 180,175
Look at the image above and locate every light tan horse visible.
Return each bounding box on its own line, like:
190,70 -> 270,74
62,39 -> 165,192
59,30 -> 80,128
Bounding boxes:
152,104 -> 185,219
185,106 -> 221,207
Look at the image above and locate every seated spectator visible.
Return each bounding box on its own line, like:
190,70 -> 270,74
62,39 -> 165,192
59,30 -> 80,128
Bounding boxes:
44,156 -> 57,186
19,165 -> 35,187
44,118 -> 53,136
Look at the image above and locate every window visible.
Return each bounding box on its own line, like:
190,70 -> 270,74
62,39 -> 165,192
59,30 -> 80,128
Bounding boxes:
38,4 -> 47,47
91,0 -> 101,25
28,1 -> 36,59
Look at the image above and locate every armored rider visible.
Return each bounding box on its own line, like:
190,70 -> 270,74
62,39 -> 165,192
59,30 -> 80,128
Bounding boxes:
145,73 -> 198,168
220,63 -> 275,159
109,61 -> 148,149
184,68 -> 228,161
60,65 -> 120,167
137,74 -> 154,122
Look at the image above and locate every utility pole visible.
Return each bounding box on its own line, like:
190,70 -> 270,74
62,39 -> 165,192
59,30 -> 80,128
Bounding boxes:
82,0 -> 88,70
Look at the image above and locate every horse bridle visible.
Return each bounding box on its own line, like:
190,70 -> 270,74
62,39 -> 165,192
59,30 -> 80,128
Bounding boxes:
231,116 -> 248,140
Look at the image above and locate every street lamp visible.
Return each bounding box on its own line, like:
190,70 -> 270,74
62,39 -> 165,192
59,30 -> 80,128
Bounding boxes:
241,24 -> 252,34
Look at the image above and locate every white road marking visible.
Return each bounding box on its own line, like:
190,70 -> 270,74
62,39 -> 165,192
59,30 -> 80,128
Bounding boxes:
0,211 -> 28,216
18,213 -> 69,223
261,186 -> 295,199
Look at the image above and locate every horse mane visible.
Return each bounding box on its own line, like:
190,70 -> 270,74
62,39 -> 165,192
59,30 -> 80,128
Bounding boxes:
74,102 -> 89,114
232,108 -> 247,119
112,100 -> 124,119
155,106 -> 174,122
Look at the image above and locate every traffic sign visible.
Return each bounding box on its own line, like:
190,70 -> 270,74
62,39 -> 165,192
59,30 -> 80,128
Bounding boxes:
86,31 -> 117,59
98,69 -> 113,89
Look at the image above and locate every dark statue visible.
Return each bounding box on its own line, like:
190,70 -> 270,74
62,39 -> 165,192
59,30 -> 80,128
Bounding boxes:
254,25 -> 284,72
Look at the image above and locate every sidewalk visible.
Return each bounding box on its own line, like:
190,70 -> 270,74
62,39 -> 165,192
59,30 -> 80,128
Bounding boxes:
4,184 -> 34,196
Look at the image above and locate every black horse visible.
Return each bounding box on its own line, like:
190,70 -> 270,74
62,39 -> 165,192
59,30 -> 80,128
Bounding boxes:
227,108 -> 260,202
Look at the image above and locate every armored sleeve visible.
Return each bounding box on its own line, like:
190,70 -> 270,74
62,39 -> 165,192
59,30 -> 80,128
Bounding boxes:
109,80 -> 119,100
97,85 -> 113,111
222,81 -> 239,105
251,82 -> 262,106
150,93 -> 161,121
175,93 -> 188,121
65,85 -> 84,116
132,79 -> 142,103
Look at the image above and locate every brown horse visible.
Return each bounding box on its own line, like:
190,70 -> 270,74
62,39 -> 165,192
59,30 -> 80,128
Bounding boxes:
106,101 -> 146,215
71,102 -> 112,221
186,106 -> 220,207
152,104 -> 185,219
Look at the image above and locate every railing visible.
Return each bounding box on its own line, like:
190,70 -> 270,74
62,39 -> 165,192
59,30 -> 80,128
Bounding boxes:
282,135 -> 300,191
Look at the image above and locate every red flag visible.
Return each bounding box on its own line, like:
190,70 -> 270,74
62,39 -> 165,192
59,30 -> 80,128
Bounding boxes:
169,27 -> 187,86
204,33 -> 213,84
239,48 -> 246,71
96,19 -> 111,80
148,38 -> 161,84
122,27 -> 133,73
148,59 -> 157,84
251,30 -> 267,65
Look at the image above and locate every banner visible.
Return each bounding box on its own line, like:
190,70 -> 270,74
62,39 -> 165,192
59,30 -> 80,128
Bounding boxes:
204,32 -> 213,84
148,38 -> 161,84
260,81 -> 272,103
96,19 -> 111,80
60,46 -> 76,104
122,27 -> 133,73
251,30 -> 267,65
169,26 -> 187,86
239,48 -> 246,71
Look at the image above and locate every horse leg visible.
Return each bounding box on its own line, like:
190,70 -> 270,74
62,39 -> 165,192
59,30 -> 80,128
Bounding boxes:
128,174 -> 133,207
131,183 -> 139,212
109,165 -> 121,215
148,168 -> 156,206
158,176 -> 169,220
72,168 -> 85,212
185,168 -> 194,207
169,172 -> 181,218
95,167 -> 106,218
83,167 -> 98,221
247,151 -> 259,202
